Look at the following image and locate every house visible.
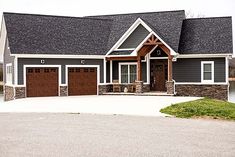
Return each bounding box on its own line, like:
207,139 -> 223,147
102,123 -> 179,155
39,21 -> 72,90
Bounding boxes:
0,10 -> 233,101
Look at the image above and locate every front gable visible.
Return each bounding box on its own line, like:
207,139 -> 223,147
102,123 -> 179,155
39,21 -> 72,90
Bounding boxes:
107,18 -> 177,57
118,24 -> 149,49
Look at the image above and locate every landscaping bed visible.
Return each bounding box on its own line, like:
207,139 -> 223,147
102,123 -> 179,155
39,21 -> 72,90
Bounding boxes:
160,98 -> 235,120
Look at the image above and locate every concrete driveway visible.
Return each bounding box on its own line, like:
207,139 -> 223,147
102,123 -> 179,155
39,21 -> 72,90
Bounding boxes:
0,95 -> 200,116
0,113 -> 234,157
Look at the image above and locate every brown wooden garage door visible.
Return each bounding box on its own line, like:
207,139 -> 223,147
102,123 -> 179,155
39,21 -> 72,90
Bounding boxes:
26,68 -> 59,97
68,67 -> 97,96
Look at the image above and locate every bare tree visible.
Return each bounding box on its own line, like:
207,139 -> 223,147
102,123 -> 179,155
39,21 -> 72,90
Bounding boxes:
186,10 -> 205,18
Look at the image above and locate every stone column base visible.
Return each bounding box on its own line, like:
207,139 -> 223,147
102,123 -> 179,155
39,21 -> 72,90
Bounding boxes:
15,87 -> 26,99
60,86 -> 68,96
4,86 -> 14,101
135,81 -> 143,94
166,81 -> 175,95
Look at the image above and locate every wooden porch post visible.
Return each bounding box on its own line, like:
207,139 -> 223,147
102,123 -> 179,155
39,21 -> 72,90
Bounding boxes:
137,56 -> 142,81
168,55 -> 173,81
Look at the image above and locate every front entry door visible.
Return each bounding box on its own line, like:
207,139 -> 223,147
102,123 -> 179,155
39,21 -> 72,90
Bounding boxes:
150,60 -> 167,91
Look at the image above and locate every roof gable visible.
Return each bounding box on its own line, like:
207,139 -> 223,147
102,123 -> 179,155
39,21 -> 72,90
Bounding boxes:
178,17 -> 233,54
118,24 -> 149,49
88,10 -> 186,52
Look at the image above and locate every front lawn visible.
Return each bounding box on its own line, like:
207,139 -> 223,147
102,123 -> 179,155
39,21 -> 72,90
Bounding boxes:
160,98 -> 235,120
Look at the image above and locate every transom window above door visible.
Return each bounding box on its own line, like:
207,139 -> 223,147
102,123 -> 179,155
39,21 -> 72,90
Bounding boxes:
119,63 -> 137,83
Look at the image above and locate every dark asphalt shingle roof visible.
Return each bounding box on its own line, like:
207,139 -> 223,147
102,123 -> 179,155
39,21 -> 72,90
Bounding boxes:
2,11 -> 233,55
178,17 -> 233,54
88,10 -> 185,52
3,13 -> 113,55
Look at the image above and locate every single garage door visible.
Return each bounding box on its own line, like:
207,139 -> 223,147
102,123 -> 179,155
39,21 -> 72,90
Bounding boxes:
26,68 -> 59,97
68,67 -> 97,96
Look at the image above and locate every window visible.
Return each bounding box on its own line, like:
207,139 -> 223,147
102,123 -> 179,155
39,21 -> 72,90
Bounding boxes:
120,63 -> 137,83
6,63 -> 12,85
201,61 -> 214,83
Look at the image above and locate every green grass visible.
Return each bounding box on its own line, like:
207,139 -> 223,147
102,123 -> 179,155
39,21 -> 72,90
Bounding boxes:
160,98 -> 235,120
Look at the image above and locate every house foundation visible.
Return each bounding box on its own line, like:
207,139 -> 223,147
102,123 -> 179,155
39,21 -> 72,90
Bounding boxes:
175,84 -> 228,100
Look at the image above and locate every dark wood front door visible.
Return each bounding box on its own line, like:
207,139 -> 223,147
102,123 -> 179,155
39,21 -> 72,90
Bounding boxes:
26,68 -> 58,97
150,60 -> 167,91
68,67 -> 97,96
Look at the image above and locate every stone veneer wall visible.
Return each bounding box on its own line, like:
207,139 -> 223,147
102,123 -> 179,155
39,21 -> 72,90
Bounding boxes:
60,86 -> 68,96
15,87 -> 26,99
143,84 -> 150,92
175,84 -> 228,100
166,81 -> 174,95
4,86 -> 14,101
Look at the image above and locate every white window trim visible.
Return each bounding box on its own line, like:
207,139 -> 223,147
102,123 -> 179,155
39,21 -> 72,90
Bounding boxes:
119,62 -> 137,84
201,61 -> 214,83
6,63 -> 13,85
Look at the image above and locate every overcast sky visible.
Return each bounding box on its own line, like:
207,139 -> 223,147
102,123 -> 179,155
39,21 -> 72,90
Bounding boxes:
0,0 -> 234,61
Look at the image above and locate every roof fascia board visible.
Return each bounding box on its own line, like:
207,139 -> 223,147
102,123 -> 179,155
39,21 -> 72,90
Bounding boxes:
11,54 -> 105,59
177,54 -> 232,58
105,18 -> 151,56
0,16 -> 7,61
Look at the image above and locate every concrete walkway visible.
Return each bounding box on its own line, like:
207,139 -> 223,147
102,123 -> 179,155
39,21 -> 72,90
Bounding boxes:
0,95 -> 200,116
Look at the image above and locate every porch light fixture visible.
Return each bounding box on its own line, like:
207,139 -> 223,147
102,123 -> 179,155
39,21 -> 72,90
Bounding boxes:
81,60 -> 85,64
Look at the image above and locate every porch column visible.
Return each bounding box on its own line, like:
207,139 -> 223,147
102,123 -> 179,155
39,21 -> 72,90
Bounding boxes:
137,56 -> 142,81
168,55 -> 173,81
136,56 -> 143,94
166,55 -> 174,94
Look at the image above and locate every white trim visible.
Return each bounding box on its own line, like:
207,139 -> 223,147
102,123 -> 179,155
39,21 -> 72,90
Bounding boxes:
5,63 -> 13,86
23,65 -> 62,96
106,18 -> 152,56
119,62 -> 137,84
103,59 -> 106,84
132,33 -> 152,56
110,60 -> 113,83
175,82 -> 228,85
201,61 -> 214,83
11,54 -> 105,59
151,31 -> 177,56
115,48 -> 135,51
0,16 -> 6,64
226,56 -> 229,84
65,65 -> 100,95
178,54 -> 232,58
14,56 -> 18,85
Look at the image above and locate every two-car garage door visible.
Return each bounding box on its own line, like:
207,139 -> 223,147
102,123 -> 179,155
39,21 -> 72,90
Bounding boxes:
26,67 -> 97,97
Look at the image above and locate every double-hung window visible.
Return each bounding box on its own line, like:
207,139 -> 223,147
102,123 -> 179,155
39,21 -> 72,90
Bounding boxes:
201,61 -> 214,83
119,63 -> 137,83
6,63 -> 12,85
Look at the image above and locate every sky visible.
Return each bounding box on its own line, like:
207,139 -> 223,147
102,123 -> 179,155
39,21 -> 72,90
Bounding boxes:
0,0 -> 234,61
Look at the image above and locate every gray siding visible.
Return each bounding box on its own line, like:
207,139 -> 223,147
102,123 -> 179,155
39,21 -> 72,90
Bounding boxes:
112,61 -> 147,82
18,58 -> 104,85
118,24 -> 149,49
3,38 -> 15,84
106,61 -> 110,83
173,58 -> 226,82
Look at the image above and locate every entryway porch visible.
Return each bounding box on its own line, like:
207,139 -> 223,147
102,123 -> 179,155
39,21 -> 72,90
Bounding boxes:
102,34 -> 176,95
